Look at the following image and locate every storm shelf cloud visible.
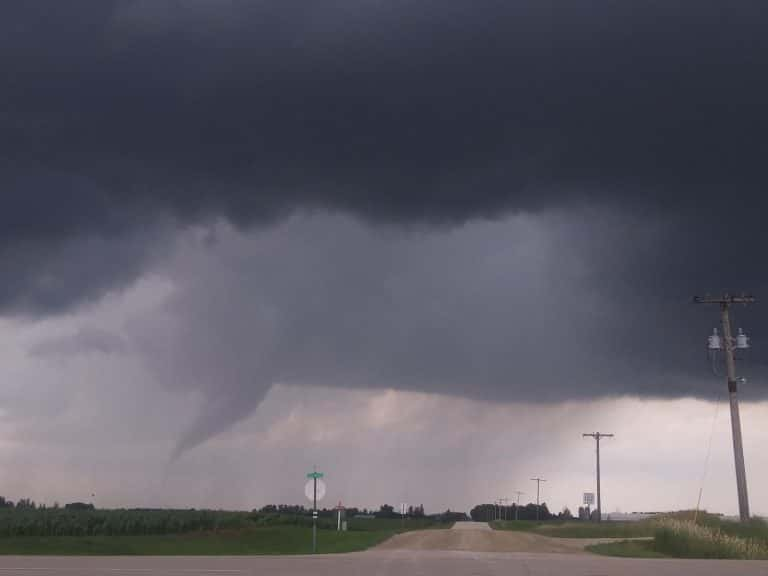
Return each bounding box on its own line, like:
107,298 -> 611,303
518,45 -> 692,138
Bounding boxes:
1,1 -> 768,455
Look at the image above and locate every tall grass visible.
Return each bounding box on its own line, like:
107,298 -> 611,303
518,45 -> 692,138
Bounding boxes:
654,518 -> 768,559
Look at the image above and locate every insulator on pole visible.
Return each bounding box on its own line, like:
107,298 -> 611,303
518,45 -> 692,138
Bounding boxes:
708,328 -> 722,350
736,328 -> 750,350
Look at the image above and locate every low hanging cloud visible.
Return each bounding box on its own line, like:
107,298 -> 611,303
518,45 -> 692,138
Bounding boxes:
114,211 -> 765,455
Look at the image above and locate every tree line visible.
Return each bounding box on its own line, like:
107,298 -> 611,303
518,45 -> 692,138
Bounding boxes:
469,502 -> 573,522
256,503 -> 427,519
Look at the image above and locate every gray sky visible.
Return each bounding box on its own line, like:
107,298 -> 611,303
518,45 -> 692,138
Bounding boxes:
0,1 -> 767,516
4,213 -> 767,516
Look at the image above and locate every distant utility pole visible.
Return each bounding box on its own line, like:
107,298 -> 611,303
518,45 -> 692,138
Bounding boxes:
530,478 -> 546,521
694,293 -> 754,522
500,498 -> 510,521
514,491 -> 524,521
583,432 -> 613,522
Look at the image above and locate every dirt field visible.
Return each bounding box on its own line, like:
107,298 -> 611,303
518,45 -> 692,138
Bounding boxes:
375,521 -> 614,554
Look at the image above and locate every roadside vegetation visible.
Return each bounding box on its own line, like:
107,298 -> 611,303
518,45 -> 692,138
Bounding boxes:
653,516 -> 768,559
0,499 -> 455,555
491,519 -> 655,538
586,511 -> 768,560
491,508 -> 768,560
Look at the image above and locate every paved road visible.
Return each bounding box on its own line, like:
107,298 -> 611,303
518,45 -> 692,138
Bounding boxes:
0,522 -> 766,575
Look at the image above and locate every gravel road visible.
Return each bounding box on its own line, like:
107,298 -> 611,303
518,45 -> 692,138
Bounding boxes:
376,521 -> 612,553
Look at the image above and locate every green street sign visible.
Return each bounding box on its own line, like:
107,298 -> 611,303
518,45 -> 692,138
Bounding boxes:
307,472 -> 324,479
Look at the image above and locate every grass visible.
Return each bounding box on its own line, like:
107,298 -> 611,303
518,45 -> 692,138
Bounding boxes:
587,514 -> 768,560
489,520 -> 540,532
492,520 -> 655,538
346,517 -> 450,532
0,526 -> 394,555
586,539 -> 666,558
653,518 -> 768,560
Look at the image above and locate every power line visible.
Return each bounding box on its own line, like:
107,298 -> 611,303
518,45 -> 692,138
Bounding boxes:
694,391 -> 723,524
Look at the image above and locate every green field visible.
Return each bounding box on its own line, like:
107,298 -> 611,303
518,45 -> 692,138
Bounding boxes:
492,520 -> 655,538
0,526 -> 393,555
347,517 -> 450,532
0,512 -> 451,556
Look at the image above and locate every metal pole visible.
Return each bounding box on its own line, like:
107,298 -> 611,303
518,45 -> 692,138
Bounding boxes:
515,491 -> 523,521
313,475 -> 317,554
721,304 -> 751,521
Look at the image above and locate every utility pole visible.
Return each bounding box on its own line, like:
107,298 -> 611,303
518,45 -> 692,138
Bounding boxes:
514,491 -> 524,521
500,498 -> 510,521
530,478 -> 546,521
694,293 -> 754,522
583,433 -> 613,522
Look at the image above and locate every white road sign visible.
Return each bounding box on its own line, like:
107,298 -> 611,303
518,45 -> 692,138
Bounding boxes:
305,479 -> 326,502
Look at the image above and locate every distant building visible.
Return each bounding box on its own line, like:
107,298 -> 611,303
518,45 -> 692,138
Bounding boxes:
604,512 -> 666,522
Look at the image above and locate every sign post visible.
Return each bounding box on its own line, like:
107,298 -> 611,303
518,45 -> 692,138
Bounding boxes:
336,501 -> 345,531
583,492 -> 595,520
305,469 -> 325,554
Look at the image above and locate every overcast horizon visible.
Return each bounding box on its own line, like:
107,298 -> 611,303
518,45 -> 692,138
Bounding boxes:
1,1 -> 767,519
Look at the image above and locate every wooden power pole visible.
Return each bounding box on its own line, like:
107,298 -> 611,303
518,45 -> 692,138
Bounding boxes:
530,478 -> 546,521
694,293 -> 754,521
583,432 -> 613,522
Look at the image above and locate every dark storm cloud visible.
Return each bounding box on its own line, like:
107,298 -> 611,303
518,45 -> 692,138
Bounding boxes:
1,1 -> 768,311
124,213 -> 766,455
